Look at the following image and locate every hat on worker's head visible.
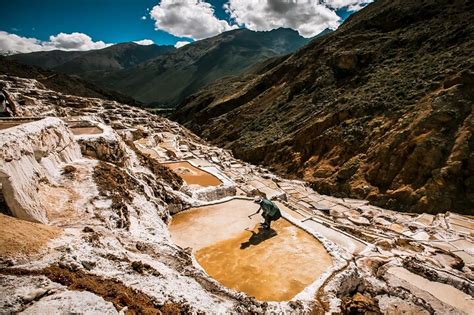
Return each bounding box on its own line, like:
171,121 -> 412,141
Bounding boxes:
254,196 -> 263,203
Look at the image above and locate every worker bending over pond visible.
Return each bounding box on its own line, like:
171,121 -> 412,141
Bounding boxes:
249,196 -> 282,229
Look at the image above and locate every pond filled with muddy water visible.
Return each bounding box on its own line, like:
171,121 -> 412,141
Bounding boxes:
164,161 -> 222,187
70,126 -> 103,135
169,199 -> 333,301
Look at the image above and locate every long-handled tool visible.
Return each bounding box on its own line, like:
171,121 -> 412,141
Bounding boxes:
248,212 -> 259,219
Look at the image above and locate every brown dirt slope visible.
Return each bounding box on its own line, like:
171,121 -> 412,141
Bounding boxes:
174,0 -> 474,214
0,213 -> 62,257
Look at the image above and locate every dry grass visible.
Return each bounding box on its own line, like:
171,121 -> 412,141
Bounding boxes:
0,214 -> 62,257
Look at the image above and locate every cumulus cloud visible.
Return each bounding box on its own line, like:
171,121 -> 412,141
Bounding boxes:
150,0 -> 237,40
0,31 -> 111,54
134,39 -> 154,45
148,0 -> 373,40
224,0 -> 341,38
323,0 -> 373,11
141,15 -> 147,20
175,41 -> 191,48
0,31 -> 44,54
46,32 -> 109,50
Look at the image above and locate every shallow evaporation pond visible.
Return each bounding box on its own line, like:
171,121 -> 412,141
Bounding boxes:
164,161 -> 221,187
0,121 -> 32,130
71,126 -> 103,135
169,199 -> 333,301
0,122 -> 21,130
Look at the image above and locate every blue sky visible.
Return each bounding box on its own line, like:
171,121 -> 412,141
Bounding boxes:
0,0 -> 369,53
0,0 -> 187,46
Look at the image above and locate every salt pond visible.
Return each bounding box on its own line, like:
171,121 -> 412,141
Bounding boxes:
169,199 -> 333,301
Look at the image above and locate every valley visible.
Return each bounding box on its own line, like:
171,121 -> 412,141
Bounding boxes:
1,0 -> 473,313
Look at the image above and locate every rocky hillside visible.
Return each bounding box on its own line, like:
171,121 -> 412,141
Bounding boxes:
1,74 -> 473,314
0,57 -> 142,106
174,0 -> 474,214
6,50 -> 85,69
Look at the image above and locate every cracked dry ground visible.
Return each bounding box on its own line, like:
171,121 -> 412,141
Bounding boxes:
0,75 -> 473,314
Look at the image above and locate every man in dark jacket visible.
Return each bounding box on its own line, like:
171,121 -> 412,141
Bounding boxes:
250,196 -> 282,229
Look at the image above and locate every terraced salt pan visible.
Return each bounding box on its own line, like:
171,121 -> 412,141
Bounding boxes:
169,199 -> 333,301
164,161 -> 222,187
0,118 -> 41,130
70,126 -> 103,135
303,219 -> 367,255
387,267 -> 474,313
0,121 -> 22,130
170,199 -> 261,250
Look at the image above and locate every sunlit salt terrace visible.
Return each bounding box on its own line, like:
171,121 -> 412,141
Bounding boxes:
1,72 -> 473,314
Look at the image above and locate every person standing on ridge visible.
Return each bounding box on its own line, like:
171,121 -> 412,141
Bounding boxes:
249,196 -> 282,229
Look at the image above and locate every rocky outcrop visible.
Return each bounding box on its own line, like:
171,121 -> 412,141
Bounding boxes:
75,122 -> 129,167
174,0 -> 474,214
0,118 -> 81,223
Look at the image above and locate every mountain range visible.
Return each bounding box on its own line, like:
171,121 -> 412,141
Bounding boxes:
8,28 -> 310,107
0,56 -> 142,106
9,42 -> 176,75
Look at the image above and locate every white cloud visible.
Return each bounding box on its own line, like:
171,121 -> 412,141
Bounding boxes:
323,0 -> 373,11
134,39 -> 154,45
224,0 -> 341,38
0,31 -> 111,54
141,15 -> 147,20
175,41 -> 191,48
0,31 -> 44,54
46,32 -> 109,50
148,0 -> 373,41
150,0 -> 237,40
